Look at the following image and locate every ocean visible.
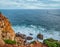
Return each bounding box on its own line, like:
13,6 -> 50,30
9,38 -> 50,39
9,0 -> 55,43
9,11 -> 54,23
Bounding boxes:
0,9 -> 60,42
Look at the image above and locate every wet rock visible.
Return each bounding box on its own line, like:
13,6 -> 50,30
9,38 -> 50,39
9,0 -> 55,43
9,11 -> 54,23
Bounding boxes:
26,36 -> 33,40
16,33 -> 26,39
30,33 -> 33,35
37,34 -> 43,40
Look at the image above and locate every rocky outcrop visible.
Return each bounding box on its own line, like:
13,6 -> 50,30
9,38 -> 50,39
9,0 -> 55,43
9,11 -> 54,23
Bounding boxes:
0,12 -> 15,40
0,41 -> 48,47
15,37 -> 26,46
15,32 -> 26,46
16,33 -> 26,39
30,41 -> 48,47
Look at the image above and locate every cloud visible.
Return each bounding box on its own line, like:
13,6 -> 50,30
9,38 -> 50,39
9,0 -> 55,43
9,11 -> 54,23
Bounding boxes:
52,0 -> 60,1
0,0 -> 60,9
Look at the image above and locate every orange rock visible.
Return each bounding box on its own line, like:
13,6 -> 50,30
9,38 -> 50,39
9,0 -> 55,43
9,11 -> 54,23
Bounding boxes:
0,38 -> 5,46
0,12 -> 15,40
4,44 -> 13,47
30,41 -> 48,47
30,41 -> 43,47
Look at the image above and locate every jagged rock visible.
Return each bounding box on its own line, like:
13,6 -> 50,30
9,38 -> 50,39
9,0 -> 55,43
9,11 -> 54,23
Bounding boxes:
37,34 -> 43,40
30,41 -> 48,47
26,36 -> 33,40
15,37 -> 26,46
16,33 -> 26,39
15,33 -> 27,46
30,41 -> 43,47
0,12 -> 15,40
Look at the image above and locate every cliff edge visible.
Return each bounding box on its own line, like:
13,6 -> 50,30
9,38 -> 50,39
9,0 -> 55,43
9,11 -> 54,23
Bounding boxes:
0,12 -> 15,40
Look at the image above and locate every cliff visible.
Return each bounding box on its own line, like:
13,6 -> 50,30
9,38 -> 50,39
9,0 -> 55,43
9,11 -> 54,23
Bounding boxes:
0,12 -> 15,40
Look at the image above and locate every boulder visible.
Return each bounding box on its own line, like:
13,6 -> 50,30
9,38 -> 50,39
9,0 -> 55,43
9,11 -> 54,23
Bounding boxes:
15,37 -> 26,46
16,33 -> 26,39
37,34 -> 43,40
26,36 -> 33,40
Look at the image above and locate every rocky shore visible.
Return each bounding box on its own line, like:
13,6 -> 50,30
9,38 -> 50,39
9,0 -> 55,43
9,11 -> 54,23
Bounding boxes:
0,12 -> 60,47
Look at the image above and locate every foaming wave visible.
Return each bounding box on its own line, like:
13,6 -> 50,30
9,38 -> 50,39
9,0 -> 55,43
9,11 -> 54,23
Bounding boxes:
12,25 -> 60,42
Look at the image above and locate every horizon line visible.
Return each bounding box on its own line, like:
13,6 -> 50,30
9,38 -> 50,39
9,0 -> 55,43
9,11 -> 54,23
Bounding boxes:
0,8 -> 60,10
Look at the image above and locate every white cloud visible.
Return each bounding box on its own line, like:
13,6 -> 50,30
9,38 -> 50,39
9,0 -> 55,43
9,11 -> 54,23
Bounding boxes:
0,0 -> 60,9
51,0 -> 60,1
25,0 -> 37,1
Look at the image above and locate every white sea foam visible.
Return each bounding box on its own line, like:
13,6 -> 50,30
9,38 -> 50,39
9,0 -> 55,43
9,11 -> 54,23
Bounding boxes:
12,25 -> 60,42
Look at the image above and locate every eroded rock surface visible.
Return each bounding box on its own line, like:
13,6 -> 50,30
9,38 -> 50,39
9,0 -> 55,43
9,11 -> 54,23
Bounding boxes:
0,12 -> 15,40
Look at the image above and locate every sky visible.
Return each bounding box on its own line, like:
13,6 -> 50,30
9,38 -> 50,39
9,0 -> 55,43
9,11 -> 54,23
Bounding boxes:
0,0 -> 60,9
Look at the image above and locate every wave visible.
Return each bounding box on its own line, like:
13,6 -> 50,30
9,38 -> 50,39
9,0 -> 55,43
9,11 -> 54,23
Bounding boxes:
12,25 -> 60,42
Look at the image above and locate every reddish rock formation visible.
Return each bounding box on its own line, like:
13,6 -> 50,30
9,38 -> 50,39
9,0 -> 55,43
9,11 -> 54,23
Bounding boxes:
0,12 -> 15,40
30,41 -> 48,47
0,38 -> 5,46
30,41 -> 43,47
0,43 -> 48,47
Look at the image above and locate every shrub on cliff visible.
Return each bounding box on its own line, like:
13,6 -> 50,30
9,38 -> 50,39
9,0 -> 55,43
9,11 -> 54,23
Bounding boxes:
4,39 -> 16,44
43,38 -> 60,47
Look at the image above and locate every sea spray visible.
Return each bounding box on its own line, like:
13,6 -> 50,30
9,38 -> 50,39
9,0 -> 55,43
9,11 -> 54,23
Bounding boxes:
12,25 -> 60,42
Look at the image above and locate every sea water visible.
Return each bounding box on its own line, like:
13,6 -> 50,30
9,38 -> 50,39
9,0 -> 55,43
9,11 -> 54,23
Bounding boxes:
0,9 -> 60,42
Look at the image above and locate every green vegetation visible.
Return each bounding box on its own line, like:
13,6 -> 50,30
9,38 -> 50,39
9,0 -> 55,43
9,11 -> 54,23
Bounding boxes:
43,38 -> 60,47
4,39 -> 16,44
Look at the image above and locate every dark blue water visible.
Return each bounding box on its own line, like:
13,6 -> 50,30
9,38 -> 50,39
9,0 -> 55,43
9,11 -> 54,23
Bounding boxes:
0,9 -> 60,31
0,9 -> 60,41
